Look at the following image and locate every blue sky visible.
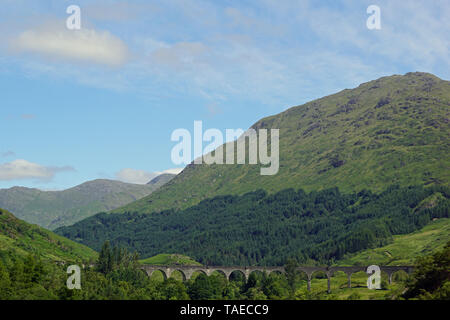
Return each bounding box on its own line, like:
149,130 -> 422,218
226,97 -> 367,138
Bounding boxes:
0,0 -> 449,190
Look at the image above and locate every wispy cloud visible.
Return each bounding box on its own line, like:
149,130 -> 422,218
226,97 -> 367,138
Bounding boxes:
1,1 -> 449,107
0,151 -> 15,158
161,168 -> 183,175
115,167 -> 183,184
0,159 -> 75,182
9,22 -> 129,67
206,102 -> 223,117
116,168 -> 159,184
20,114 -> 36,120
84,1 -> 160,22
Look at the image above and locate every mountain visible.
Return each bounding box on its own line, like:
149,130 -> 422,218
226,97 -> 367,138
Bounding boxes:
0,178 -> 172,230
111,72 -> 450,215
147,173 -> 176,187
56,72 -> 450,266
0,208 -> 96,263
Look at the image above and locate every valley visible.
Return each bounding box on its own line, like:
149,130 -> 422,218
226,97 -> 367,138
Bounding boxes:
1,72 -> 449,301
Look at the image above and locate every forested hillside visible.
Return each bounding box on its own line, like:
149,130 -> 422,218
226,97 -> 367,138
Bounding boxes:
56,185 -> 450,266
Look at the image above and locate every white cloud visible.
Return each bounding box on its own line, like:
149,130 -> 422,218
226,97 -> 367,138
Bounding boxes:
0,159 -> 74,181
116,167 -> 183,184
161,168 -> 184,175
151,41 -> 210,71
116,168 -> 159,185
2,1 -> 448,107
10,25 -> 129,66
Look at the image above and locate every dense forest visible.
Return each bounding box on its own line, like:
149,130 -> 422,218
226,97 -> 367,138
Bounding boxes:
1,241 -> 448,300
56,185 -> 450,266
0,241 -> 302,300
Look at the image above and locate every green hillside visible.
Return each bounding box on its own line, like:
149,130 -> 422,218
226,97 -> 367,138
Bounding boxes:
337,218 -> 450,266
56,185 -> 450,266
147,173 -> 176,186
140,254 -> 201,266
0,208 -> 97,263
0,178 -> 170,230
112,72 -> 450,215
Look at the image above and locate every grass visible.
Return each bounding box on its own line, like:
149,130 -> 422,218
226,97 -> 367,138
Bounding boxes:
296,271 -> 406,300
140,253 -> 202,266
336,218 -> 450,266
0,208 -> 97,263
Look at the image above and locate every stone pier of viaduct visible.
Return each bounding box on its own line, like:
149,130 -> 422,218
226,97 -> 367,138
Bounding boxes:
141,265 -> 414,293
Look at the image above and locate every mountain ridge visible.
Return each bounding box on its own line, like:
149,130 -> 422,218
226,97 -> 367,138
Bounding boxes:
147,173 -> 176,186
0,177 -> 173,230
111,72 -> 450,215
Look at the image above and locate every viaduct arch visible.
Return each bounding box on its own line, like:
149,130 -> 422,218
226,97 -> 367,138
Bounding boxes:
141,265 -> 414,292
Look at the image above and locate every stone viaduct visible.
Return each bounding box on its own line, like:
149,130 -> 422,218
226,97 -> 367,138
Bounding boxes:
141,265 -> 414,293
